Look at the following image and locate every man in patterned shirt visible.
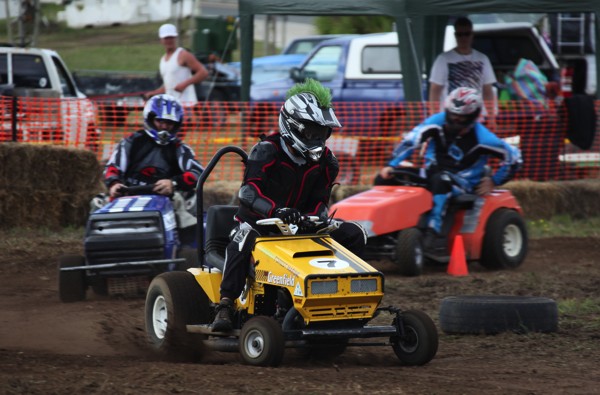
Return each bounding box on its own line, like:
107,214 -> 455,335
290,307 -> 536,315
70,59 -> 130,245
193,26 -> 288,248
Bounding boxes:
428,17 -> 496,122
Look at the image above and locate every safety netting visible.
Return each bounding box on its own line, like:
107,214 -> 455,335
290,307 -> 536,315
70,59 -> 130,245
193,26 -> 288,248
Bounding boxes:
2,95 -> 599,185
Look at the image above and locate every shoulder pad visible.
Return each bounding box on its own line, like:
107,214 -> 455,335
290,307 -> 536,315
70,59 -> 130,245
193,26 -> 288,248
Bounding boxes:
249,140 -> 278,161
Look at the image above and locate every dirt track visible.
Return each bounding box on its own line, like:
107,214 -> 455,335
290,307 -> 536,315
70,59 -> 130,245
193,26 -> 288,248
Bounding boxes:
1,230 -> 599,394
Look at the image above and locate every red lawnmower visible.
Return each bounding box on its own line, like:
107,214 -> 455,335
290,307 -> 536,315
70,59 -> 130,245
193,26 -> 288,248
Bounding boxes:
329,168 -> 528,276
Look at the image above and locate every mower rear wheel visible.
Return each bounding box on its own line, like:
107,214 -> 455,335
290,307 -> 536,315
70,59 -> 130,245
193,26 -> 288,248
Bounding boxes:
481,209 -> 528,269
177,247 -> 199,270
391,310 -> 438,366
395,228 -> 424,276
58,255 -> 87,303
145,271 -> 210,362
239,316 -> 285,367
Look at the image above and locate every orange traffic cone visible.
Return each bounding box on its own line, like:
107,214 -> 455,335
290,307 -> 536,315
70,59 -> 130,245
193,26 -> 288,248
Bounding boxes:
447,235 -> 469,276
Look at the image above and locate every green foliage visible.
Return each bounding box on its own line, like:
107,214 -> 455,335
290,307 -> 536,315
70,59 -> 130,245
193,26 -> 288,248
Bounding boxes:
286,78 -> 333,107
527,215 -> 600,239
314,15 -> 395,34
0,3 -> 259,72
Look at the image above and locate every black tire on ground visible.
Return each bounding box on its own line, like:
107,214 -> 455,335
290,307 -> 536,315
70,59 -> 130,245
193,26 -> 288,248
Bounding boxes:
239,316 -> 285,367
177,247 -> 199,270
145,271 -> 210,362
91,280 -> 108,296
395,228 -> 424,276
481,209 -> 528,269
58,255 -> 87,303
391,310 -> 438,366
439,295 -> 558,335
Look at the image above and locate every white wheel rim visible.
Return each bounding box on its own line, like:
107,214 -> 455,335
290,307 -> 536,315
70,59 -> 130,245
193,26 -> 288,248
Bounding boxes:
400,325 -> 419,353
152,295 -> 168,340
415,245 -> 423,269
244,329 -> 265,358
503,224 -> 523,258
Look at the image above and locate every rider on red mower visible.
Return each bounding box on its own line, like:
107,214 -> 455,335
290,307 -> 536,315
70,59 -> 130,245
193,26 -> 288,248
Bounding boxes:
377,87 -> 522,253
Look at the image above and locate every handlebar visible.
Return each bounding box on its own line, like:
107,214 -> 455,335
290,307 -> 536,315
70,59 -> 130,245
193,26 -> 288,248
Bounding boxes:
117,184 -> 157,196
389,167 -> 428,187
256,216 -> 341,236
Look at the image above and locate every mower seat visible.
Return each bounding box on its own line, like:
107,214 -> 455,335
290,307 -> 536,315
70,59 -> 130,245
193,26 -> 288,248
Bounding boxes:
450,194 -> 478,210
204,205 -> 238,271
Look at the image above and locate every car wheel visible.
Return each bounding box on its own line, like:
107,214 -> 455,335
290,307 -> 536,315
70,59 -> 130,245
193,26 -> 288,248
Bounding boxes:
391,310 -> 438,366
439,295 -> 558,334
58,255 -> 87,303
481,209 -> 528,269
145,271 -> 210,361
239,316 -> 285,367
395,228 -> 424,276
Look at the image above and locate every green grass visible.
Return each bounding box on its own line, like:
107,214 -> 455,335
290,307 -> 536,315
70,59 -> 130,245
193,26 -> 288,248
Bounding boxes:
558,298 -> 600,332
1,4 -> 272,73
527,215 -> 600,239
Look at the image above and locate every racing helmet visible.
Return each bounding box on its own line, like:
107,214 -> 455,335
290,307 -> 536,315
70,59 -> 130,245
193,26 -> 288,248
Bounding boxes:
444,87 -> 482,135
279,92 -> 341,161
143,94 -> 184,145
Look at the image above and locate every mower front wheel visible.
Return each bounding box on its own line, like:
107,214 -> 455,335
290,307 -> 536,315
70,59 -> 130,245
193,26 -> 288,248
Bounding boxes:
239,316 -> 285,367
391,309 -> 438,366
395,228 -> 425,276
58,255 -> 87,303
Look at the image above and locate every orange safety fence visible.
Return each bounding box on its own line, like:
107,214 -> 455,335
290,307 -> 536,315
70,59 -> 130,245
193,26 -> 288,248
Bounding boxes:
2,95 -> 600,185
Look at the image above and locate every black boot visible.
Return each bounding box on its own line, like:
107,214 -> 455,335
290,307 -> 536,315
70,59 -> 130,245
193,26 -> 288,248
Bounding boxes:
211,298 -> 234,332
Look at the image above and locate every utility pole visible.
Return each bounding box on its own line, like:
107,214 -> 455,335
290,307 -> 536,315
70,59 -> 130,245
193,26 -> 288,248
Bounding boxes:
5,0 -> 13,44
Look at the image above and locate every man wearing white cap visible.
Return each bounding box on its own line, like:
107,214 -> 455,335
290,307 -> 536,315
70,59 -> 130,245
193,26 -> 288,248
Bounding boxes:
145,23 -> 208,105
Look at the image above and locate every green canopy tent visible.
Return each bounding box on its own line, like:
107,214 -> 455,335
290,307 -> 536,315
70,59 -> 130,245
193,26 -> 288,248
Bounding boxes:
237,0 -> 600,101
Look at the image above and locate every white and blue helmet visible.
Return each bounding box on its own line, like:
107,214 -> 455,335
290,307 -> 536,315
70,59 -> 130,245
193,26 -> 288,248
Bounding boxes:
143,94 -> 184,145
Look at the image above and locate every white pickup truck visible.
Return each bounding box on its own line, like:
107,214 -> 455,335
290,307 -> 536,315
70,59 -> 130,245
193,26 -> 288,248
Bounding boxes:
0,46 -> 99,151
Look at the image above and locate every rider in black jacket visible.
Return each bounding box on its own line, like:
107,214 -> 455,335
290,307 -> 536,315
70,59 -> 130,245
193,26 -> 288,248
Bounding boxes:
211,79 -> 367,332
101,94 -> 204,233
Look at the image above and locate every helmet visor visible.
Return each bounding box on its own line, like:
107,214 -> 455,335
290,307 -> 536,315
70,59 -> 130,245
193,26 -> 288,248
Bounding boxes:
302,121 -> 330,144
446,113 -> 472,129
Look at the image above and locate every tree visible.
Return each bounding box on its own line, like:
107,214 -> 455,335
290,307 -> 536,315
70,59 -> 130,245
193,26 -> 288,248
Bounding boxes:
315,15 -> 395,34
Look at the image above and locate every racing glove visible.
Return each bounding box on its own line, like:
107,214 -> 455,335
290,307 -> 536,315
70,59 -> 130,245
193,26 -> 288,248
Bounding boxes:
273,207 -> 302,225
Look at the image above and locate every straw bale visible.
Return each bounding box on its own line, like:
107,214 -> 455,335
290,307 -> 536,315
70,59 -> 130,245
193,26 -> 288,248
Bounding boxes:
3,142 -> 600,228
0,144 -> 103,229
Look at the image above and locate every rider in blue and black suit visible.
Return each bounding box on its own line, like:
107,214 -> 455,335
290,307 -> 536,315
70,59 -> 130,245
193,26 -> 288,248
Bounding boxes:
377,87 -> 522,252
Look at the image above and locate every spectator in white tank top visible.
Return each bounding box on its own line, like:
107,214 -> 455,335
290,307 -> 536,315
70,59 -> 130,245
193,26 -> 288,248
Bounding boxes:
144,23 -> 209,106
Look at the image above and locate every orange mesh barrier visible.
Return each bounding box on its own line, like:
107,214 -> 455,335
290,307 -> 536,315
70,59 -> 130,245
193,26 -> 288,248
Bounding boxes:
0,96 -> 99,152
3,94 -> 600,185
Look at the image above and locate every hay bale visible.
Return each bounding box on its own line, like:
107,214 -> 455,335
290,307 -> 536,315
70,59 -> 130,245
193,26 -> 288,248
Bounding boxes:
0,144 -> 103,229
504,180 -> 565,219
2,142 -> 600,228
203,181 -> 240,207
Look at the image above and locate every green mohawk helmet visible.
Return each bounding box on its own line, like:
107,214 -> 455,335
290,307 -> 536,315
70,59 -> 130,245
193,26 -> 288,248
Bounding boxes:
279,78 -> 342,162
285,78 -> 333,108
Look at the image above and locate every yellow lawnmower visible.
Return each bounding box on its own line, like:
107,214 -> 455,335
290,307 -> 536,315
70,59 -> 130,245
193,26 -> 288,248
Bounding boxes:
144,146 -> 438,367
